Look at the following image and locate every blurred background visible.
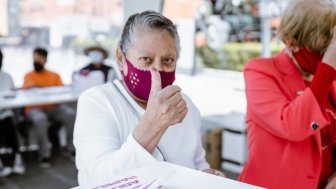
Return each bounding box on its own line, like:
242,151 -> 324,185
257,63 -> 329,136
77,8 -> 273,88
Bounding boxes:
0,0 -> 288,188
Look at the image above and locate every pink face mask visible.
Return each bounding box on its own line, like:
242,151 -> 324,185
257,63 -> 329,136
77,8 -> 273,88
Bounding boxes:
122,57 -> 175,101
292,48 -> 323,74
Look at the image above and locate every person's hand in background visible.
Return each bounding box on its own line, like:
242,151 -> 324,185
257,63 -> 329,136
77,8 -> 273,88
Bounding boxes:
322,27 -> 336,67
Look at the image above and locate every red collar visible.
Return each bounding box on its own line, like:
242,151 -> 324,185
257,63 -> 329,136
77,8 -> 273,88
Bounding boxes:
274,50 -> 302,76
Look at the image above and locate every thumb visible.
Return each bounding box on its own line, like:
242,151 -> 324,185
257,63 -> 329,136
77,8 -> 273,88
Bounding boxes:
150,67 -> 162,93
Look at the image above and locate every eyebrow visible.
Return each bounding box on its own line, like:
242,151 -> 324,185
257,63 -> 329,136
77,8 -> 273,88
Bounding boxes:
137,50 -> 176,57
161,55 -> 176,59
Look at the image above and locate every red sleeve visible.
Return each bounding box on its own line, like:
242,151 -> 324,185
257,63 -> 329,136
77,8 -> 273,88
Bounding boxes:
309,62 -> 336,105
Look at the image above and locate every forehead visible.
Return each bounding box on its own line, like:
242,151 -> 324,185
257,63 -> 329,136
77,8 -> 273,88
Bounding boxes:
33,53 -> 47,62
33,53 -> 46,59
128,28 -> 177,56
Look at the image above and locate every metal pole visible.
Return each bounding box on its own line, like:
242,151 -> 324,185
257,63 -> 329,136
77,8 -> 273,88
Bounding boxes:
260,0 -> 271,57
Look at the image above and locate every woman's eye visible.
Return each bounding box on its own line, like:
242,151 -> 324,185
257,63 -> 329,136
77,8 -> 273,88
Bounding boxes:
139,57 -> 151,64
163,58 -> 175,65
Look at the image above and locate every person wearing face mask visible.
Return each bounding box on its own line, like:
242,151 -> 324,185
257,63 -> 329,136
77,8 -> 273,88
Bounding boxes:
79,46 -> 115,82
23,47 -> 76,168
239,0 -> 336,188
73,11 -> 224,187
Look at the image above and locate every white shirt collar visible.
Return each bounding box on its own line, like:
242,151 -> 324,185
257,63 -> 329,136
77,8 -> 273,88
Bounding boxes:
113,80 -> 145,117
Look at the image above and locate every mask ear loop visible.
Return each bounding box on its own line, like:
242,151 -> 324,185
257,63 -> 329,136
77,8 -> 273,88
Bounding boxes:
119,47 -> 131,78
118,45 -> 129,68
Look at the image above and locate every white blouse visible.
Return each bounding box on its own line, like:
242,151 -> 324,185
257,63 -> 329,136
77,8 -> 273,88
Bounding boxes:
74,80 -> 209,187
0,71 -> 14,119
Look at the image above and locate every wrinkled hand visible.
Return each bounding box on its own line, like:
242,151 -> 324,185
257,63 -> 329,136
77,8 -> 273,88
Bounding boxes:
202,168 -> 226,177
325,173 -> 336,189
140,67 -> 188,131
323,27 -> 336,67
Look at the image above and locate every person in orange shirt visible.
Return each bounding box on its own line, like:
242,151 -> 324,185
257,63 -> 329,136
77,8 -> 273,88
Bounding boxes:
23,47 -> 75,168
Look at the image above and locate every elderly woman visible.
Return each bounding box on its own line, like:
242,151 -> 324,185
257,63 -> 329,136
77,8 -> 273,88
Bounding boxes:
239,0 -> 336,188
74,11 -> 223,187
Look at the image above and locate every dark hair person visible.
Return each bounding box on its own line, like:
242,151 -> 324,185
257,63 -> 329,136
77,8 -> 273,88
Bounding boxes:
74,11 -> 224,187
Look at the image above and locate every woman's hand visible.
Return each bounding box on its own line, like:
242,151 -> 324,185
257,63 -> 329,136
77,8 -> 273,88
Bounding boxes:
133,68 -> 188,153
202,168 -> 226,177
141,67 -> 188,130
322,27 -> 336,67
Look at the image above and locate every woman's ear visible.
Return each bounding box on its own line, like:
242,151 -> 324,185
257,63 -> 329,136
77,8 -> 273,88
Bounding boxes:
285,39 -> 299,52
116,47 -> 124,71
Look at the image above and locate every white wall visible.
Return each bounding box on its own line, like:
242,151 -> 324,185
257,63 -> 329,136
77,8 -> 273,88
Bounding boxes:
123,0 -> 163,23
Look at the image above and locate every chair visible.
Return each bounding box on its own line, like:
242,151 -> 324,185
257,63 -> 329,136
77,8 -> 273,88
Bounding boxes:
14,108 -> 66,154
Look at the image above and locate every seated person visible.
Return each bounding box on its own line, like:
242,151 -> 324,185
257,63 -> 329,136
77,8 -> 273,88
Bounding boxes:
74,11 -> 224,187
0,49 -> 25,177
80,46 -> 116,82
23,47 -> 76,168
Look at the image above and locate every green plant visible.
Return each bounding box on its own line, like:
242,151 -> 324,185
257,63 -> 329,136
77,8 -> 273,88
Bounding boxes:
197,42 -> 284,71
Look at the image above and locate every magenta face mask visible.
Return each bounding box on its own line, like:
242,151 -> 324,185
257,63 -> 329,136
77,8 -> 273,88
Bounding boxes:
122,57 -> 175,101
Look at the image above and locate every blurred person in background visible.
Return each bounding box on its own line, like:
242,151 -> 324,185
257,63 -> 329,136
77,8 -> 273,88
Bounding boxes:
80,46 -> 116,82
0,49 -> 25,177
74,11 -> 224,187
239,0 -> 336,188
23,47 -> 76,168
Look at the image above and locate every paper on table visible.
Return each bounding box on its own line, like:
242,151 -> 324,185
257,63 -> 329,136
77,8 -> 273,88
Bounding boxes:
33,86 -> 74,95
0,91 -> 16,99
89,163 -> 175,189
91,176 -> 158,189
81,161 -> 263,189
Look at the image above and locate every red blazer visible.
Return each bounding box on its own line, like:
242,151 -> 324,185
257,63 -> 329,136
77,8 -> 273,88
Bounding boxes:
239,50 -> 335,189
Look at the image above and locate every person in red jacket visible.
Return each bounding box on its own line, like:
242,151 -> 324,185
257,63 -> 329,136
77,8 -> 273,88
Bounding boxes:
239,0 -> 336,188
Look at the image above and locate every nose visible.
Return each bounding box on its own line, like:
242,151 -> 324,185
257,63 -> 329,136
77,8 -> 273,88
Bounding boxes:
151,60 -> 164,71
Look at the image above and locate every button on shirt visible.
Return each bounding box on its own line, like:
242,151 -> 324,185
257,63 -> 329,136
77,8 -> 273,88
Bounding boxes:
311,122 -> 319,130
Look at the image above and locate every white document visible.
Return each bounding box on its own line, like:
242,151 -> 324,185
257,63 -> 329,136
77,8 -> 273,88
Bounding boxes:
88,163 -> 175,189
76,162 -> 264,189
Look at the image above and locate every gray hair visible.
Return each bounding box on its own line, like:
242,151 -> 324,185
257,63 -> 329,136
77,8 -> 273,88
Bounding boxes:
119,11 -> 180,57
